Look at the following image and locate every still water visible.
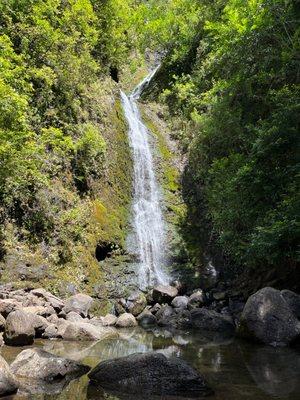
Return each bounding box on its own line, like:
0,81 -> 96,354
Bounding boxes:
1,327 -> 300,400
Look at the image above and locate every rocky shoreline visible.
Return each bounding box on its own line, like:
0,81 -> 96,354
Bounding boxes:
0,283 -> 299,397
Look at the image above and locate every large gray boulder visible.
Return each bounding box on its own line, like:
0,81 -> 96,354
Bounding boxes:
190,308 -> 235,334
10,348 -> 90,381
62,294 -> 94,317
238,287 -> 300,346
281,289 -> 300,319
126,292 -> 147,317
88,352 -> 212,396
0,355 -> 19,396
4,310 -> 35,345
152,285 -> 178,304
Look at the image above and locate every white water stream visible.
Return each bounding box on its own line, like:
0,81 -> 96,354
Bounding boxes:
120,68 -> 170,289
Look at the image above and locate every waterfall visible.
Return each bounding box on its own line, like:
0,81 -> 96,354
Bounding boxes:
120,68 -> 170,289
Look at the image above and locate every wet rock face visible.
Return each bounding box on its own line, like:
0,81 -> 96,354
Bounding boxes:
10,348 -> 90,381
0,355 -> 19,396
191,308 -> 235,334
238,287 -> 300,346
88,352 -> 213,397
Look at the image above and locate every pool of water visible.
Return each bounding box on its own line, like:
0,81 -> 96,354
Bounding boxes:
1,327 -> 300,400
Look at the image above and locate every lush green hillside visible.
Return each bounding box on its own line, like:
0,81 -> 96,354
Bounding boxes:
0,0 -> 299,294
140,0 -> 300,288
0,0 -> 139,294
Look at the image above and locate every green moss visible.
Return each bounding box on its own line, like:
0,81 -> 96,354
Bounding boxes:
141,107 -> 185,225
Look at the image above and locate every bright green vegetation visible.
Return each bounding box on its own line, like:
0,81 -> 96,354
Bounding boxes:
140,0 -> 299,275
0,0 -> 137,294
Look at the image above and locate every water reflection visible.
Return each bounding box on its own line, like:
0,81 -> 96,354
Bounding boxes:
1,327 -> 300,400
242,345 -> 300,397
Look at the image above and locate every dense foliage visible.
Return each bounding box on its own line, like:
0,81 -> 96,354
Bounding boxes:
0,0 -> 137,292
142,0 -> 299,272
0,0 -> 299,291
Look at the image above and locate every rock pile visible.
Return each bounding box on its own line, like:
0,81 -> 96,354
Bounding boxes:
114,284 -> 300,346
0,286 -> 118,345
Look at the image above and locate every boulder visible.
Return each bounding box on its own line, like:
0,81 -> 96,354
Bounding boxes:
238,287 -> 300,346
0,355 -> 19,396
88,352 -> 212,396
0,299 -> 21,317
126,292 -> 147,317
22,305 -> 55,317
171,296 -> 188,309
136,310 -> 157,327
66,311 -> 84,323
156,305 -> 175,326
146,289 -> 154,305
115,299 -> 127,316
10,348 -> 90,381
62,322 -> 118,341
0,314 -> 6,331
187,290 -> 205,310
4,310 -> 35,345
101,314 -> 117,326
62,294 -> 94,318
89,317 -> 104,327
213,291 -> 226,301
31,288 -> 65,312
149,303 -> 161,314
281,289 -> 300,319
116,313 -> 137,328
42,324 -> 58,339
190,308 -> 235,334
152,285 -> 178,304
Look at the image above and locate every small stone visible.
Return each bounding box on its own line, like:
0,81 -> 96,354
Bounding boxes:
213,291 -> 226,301
101,314 -> 117,326
187,290 -> 205,310
171,296 -> 188,309
116,313 -> 137,328
126,291 -> 147,317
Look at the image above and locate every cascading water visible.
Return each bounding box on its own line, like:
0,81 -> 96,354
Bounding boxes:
120,68 -> 170,289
